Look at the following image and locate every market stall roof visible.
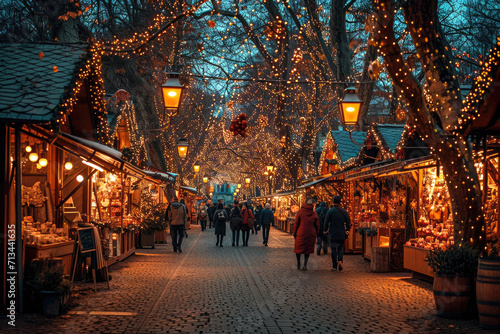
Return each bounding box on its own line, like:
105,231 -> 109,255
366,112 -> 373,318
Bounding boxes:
330,130 -> 367,167
375,124 -> 406,153
297,175 -> 332,189
271,190 -> 296,197
24,124 -> 150,179
0,43 -> 93,123
345,155 -> 434,181
180,186 -> 198,194
143,170 -> 177,183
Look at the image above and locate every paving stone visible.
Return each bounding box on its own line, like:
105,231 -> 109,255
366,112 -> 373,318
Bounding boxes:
2,225 -> 495,333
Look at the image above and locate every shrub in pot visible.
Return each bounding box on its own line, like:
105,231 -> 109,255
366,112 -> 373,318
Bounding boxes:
426,244 -> 479,318
26,258 -> 71,316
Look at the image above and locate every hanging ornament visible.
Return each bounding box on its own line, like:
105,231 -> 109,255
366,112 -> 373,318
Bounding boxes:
229,113 -> 249,137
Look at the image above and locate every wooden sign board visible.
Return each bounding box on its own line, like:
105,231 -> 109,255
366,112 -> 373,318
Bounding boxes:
77,227 -> 95,253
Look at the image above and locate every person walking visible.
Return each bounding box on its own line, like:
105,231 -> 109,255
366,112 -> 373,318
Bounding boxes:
246,200 -> 257,235
241,202 -> 255,246
214,203 -> 228,247
229,206 -> 243,246
198,202 -> 208,231
324,195 -> 351,271
315,201 -> 329,255
259,203 -> 274,246
180,198 -> 189,238
293,196 -> 319,270
165,197 -> 189,253
254,203 -> 263,236
207,201 -> 216,229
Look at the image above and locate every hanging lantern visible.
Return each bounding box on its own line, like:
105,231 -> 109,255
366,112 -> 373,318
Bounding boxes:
237,184 -> 241,189
64,155 -> 73,171
161,73 -> 184,113
177,138 -> 188,159
29,152 -> 38,162
203,175 -> 208,183
76,175 -> 84,182
25,139 -> 32,153
245,177 -> 251,184
266,163 -> 274,173
39,157 -> 48,167
210,185 -> 214,192
339,86 -> 362,126
193,161 -> 201,173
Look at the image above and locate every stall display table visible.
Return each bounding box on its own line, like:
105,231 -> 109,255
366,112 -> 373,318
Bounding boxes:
25,241 -> 75,275
403,245 -> 434,279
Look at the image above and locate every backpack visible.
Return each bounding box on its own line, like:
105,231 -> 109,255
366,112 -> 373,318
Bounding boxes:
199,208 -> 207,219
216,210 -> 226,223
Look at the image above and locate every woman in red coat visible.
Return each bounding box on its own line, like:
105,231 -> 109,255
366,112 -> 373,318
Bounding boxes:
293,197 -> 320,270
241,202 -> 255,246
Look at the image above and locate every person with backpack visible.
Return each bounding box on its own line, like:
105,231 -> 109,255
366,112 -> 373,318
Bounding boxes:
324,196 -> 351,271
165,197 -> 189,253
207,201 -> 216,229
214,203 -> 228,247
315,201 -> 329,255
198,202 -> 208,231
229,206 -> 243,246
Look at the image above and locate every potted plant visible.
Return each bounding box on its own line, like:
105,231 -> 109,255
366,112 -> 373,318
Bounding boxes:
140,205 -> 167,248
26,258 -> 71,316
426,244 -> 479,318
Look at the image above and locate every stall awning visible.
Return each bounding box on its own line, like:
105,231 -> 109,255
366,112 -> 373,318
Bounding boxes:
297,175 -> 332,189
24,124 -> 148,179
143,170 -> 177,183
180,186 -> 198,194
345,155 -> 434,181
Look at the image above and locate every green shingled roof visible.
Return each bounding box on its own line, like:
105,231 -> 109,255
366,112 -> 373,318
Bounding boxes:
330,130 -> 367,164
375,124 -> 405,153
0,43 -> 89,123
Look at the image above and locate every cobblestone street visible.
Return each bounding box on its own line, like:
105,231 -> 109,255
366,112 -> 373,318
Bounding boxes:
4,226 -> 493,333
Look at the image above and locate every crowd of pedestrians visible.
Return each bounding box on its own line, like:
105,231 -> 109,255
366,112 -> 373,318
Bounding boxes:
164,194 -> 351,272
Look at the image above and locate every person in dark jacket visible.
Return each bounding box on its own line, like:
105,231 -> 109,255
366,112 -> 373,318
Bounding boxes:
259,203 -> 274,246
293,197 -> 320,270
214,203 -> 228,247
207,201 -> 216,229
165,197 -> 189,253
315,201 -> 329,255
324,196 -> 351,271
229,206 -> 243,246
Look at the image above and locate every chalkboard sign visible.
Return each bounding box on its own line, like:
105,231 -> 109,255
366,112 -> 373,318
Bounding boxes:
78,227 -> 95,253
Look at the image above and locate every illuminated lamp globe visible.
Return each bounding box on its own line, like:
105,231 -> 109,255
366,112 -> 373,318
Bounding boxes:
177,138 -> 189,159
339,87 -> 362,127
161,75 -> 184,111
193,161 -> 201,173
202,176 -> 208,183
29,152 -> 38,162
237,184 -> 242,189
25,143 -> 32,153
64,161 -> 73,170
36,163 -> 42,170
266,163 -> 274,173
39,158 -> 48,167
76,175 -> 84,182
245,177 -> 251,184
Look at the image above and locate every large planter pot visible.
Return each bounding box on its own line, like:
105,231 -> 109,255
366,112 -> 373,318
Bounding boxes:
433,274 -> 472,317
477,257 -> 500,329
40,291 -> 61,316
155,230 -> 167,243
140,231 -> 155,248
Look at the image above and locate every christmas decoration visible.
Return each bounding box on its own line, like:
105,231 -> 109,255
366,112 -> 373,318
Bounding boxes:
229,113 -> 248,137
